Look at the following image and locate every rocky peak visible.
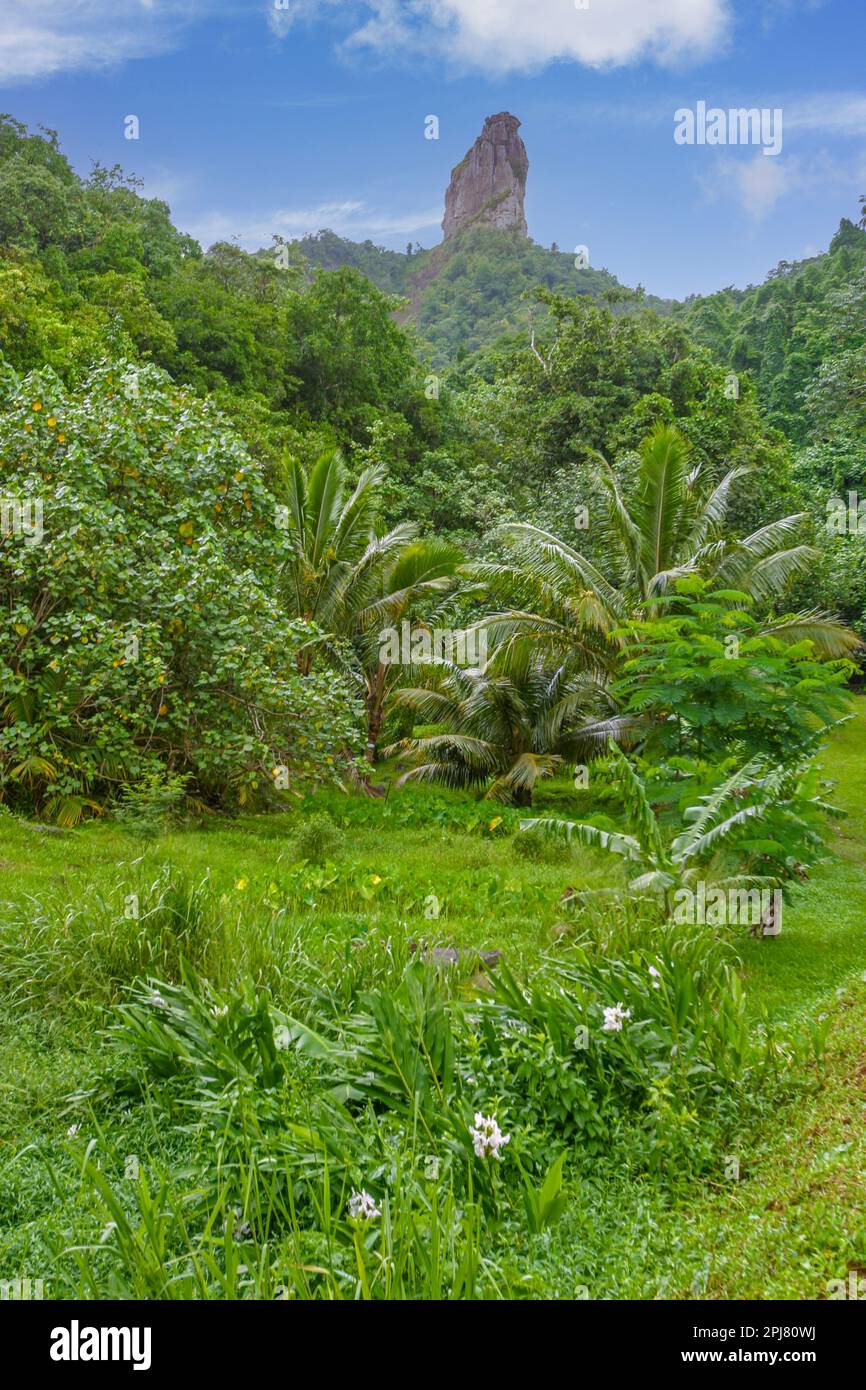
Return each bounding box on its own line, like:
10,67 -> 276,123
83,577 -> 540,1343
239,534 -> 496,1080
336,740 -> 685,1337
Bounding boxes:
442,112 -> 528,240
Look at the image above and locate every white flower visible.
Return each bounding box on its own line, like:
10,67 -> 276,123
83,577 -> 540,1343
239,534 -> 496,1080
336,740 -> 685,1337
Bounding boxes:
348,1189 -> 381,1221
469,1112 -> 510,1160
602,1003 -> 631,1032
273,1025 -> 291,1051
211,1003 -> 228,1018
66,1123 -> 80,1138
648,966 -> 661,990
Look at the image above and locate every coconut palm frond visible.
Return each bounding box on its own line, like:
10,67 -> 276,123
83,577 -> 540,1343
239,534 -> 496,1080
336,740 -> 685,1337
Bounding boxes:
306,449 -> 347,566
496,522 -> 627,622
757,611 -> 862,658
732,545 -> 818,604
677,803 -> 762,860
673,760 -> 767,866
596,453 -> 643,579
687,465 -> 750,552
333,463 -> 385,560
628,868 -> 678,894
633,423 -> 692,589
713,514 -> 808,588
486,752 -> 563,803
606,740 -> 667,865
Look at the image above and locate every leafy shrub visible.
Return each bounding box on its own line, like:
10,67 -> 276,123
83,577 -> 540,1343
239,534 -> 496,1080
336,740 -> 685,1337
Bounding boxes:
0,358 -> 363,822
45,869 -> 823,1303
114,769 -> 190,838
288,812 -> 346,865
98,915 -> 804,1214
614,581 -> 854,765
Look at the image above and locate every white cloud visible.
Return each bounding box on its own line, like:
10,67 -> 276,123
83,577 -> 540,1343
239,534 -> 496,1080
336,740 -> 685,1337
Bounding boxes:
727,155 -> 793,220
185,197 -> 442,250
0,0 -> 733,85
699,148 -> 866,223
266,0 -> 332,40
698,154 -> 797,222
0,0 -> 205,83
784,94 -> 866,139
336,0 -> 732,74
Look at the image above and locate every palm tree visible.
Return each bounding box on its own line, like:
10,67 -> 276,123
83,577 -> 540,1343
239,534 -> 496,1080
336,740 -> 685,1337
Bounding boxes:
474,423 -> 858,661
277,450 -> 461,761
352,539 -> 466,763
387,651 -> 617,806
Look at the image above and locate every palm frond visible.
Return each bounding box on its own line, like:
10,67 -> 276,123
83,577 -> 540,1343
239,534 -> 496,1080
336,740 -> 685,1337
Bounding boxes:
757,611 -> 862,658
486,752 -> 562,802
687,466 -> 750,553
306,450 -> 345,567
633,423 -> 691,588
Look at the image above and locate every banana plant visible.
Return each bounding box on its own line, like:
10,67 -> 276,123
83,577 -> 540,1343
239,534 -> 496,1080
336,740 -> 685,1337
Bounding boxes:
521,741 -> 786,916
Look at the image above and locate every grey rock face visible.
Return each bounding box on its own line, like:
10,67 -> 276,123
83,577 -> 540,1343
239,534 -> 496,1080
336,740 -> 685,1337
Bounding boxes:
442,112 -> 529,239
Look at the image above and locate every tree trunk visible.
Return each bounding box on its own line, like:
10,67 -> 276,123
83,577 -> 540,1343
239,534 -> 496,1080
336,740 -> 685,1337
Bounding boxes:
365,665 -> 387,767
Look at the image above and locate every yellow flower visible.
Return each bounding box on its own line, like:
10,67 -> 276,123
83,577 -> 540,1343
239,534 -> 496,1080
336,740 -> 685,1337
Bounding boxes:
235,878 -> 248,891
158,703 -> 168,715
370,874 -> 382,885
47,416 -> 57,427
32,401 -> 42,411
57,434 -> 66,443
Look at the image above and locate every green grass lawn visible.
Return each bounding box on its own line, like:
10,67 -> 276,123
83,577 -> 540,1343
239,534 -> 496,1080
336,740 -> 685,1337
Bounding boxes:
738,708 -> 866,1021
1,702 -> 864,1299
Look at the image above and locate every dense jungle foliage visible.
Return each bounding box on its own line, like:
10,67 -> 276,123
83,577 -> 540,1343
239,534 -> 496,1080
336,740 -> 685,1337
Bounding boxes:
1,114 -> 865,1303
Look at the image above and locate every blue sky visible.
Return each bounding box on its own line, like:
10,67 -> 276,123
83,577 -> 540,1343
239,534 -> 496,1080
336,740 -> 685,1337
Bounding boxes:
1,1 -> 864,298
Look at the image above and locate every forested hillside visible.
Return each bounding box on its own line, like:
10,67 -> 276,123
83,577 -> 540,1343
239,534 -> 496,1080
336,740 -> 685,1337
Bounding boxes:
2,113 -> 864,637
674,217 -> 866,634
676,219 -> 866,446
298,223 -> 673,365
